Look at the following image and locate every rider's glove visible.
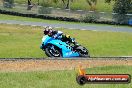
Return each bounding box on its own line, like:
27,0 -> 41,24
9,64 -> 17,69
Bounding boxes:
66,35 -> 70,38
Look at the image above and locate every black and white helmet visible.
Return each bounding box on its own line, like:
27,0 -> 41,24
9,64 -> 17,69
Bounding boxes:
43,26 -> 53,35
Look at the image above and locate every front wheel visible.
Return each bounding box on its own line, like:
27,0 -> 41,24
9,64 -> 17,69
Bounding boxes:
45,45 -> 62,57
77,47 -> 90,57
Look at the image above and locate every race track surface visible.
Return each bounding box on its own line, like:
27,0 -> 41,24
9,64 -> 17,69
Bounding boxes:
0,58 -> 132,72
0,20 -> 132,32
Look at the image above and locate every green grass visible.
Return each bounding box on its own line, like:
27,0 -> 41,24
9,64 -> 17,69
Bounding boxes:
0,14 -> 131,28
0,66 -> 131,88
0,24 -> 44,58
0,24 -> 132,58
0,14 -> 67,24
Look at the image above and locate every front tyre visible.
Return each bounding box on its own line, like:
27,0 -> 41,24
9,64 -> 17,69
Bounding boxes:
78,47 -> 90,57
45,45 -> 62,57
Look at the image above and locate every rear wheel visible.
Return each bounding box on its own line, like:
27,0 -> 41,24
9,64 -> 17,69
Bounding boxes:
45,44 -> 62,57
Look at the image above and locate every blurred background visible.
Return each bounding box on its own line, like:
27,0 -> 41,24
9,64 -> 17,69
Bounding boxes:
0,0 -> 132,25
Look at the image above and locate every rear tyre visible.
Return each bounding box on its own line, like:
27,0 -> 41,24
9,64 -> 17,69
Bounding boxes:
45,44 -> 62,57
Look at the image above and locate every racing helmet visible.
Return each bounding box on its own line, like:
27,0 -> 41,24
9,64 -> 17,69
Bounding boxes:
43,26 -> 53,35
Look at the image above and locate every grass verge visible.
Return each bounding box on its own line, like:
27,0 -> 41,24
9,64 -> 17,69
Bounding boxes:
0,66 -> 131,88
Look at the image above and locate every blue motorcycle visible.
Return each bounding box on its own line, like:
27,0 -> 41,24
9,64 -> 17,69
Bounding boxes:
40,35 -> 90,58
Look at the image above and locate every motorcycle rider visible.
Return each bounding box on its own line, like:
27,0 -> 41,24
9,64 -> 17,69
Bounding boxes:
43,26 -> 77,45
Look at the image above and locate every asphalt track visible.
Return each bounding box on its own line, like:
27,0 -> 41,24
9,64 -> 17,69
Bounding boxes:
0,20 -> 132,32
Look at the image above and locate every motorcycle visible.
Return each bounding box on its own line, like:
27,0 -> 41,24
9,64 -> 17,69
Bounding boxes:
40,35 -> 90,58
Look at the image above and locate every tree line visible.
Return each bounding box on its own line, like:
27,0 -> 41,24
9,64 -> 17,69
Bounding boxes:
52,0 -> 132,14
2,0 -> 132,13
